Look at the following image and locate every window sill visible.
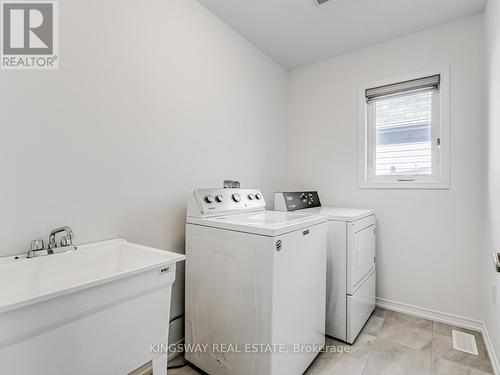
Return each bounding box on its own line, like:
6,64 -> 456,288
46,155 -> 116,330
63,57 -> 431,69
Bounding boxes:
358,181 -> 450,190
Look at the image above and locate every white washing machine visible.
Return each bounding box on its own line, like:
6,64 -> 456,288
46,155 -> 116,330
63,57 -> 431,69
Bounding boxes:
275,192 -> 376,344
185,188 -> 327,375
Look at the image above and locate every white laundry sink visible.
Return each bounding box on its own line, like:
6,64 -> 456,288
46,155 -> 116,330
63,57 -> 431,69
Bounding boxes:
0,239 -> 185,375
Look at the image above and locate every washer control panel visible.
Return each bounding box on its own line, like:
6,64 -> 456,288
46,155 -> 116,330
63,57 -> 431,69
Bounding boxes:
274,191 -> 321,212
188,188 -> 266,217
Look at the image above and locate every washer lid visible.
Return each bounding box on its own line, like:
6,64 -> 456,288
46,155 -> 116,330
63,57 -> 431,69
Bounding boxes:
186,210 -> 327,237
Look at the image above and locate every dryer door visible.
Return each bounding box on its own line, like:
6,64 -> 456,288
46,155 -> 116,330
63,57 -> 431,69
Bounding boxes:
347,215 -> 376,295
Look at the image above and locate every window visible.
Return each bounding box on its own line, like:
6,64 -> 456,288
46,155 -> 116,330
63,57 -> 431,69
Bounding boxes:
359,68 -> 450,189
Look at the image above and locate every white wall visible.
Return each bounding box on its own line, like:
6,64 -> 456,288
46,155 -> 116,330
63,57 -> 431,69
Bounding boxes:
484,0 -> 500,365
286,16 -> 486,320
0,0 -> 286,345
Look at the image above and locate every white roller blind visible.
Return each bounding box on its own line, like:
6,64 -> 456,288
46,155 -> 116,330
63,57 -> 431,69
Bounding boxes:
366,75 -> 440,102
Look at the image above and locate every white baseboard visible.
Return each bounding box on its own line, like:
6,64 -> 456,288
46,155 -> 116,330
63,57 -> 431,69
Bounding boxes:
376,297 -> 483,331
376,297 -> 499,375
482,322 -> 500,375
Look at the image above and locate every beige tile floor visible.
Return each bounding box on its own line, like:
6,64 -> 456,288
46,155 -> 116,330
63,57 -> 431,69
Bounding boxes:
167,308 -> 495,375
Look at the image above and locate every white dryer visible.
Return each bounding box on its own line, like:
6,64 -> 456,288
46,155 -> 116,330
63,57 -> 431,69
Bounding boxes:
275,192 -> 376,344
185,188 -> 327,375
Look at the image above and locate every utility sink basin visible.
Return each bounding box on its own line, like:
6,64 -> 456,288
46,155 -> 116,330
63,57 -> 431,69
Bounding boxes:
0,239 -> 185,375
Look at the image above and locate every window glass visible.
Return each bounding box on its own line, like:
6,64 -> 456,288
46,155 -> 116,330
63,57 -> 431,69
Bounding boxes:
374,91 -> 432,176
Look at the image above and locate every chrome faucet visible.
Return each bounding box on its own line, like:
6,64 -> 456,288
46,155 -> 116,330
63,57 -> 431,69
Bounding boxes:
27,226 -> 76,258
48,226 -> 75,252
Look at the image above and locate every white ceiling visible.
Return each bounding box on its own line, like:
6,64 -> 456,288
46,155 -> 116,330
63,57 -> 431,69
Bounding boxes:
197,0 -> 488,69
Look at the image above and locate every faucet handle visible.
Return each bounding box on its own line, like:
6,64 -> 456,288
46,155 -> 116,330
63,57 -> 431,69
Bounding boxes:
60,236 -> 72,247
30,239 -> 44,251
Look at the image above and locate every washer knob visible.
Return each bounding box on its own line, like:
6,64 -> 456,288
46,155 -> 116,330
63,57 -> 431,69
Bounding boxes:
232,193 -> 241,202
300,193 -> 307,202
248,194 -> 255,200
255,193 -> 263,200
205,195 -> 215,203
216,194 -> 224,203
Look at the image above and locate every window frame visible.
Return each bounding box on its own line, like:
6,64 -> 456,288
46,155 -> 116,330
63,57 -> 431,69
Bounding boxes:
358,66 -> 450,189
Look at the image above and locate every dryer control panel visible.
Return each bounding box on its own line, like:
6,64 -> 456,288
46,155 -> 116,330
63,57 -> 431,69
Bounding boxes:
274,191 -> 321,212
